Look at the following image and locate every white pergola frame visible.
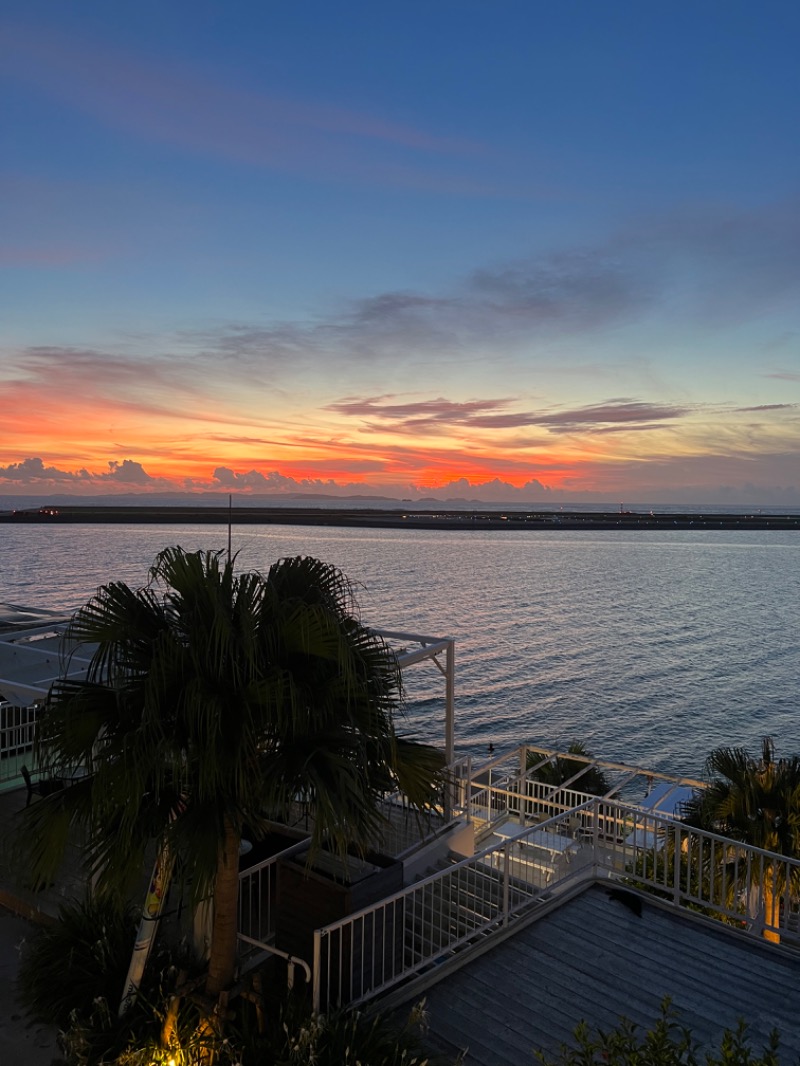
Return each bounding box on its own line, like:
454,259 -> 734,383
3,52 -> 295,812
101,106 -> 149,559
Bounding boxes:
0,619 -> 93,707
371,629 -> 456,763
0,613 -> 457,762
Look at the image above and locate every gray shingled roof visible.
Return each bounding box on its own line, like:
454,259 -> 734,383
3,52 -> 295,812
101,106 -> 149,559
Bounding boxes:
419,883 -> 800,1065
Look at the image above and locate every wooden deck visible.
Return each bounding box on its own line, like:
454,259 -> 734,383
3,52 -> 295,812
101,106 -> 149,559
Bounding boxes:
418,883 -> 800,1065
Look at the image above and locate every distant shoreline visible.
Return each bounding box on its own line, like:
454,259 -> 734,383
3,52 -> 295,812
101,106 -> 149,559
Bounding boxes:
2,505 -> 799,531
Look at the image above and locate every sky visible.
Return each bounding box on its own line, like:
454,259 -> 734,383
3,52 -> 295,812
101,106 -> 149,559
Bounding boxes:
1,1 -> 799,506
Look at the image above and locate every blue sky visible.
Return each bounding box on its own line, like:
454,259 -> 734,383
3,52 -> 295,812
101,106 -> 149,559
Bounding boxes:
1,1 -> 799,504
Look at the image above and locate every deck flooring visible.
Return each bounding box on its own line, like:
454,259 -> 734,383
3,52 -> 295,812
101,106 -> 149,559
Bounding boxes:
419,883 -> 800,1065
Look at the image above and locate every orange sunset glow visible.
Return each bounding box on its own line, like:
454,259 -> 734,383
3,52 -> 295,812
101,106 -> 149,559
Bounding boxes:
1,8 -> 798,508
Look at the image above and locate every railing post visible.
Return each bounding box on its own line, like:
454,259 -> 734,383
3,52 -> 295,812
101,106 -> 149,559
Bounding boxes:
445,639 -> 456,767
312,931 -> 322,1014
502,841 -> 511,923
673,824 -> 682,905
591,798 -> 600,871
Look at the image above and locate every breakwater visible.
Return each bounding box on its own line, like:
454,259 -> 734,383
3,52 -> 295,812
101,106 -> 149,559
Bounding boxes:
1,505 -> 799,531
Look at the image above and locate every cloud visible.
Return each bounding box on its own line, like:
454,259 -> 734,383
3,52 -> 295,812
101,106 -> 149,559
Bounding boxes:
0,243 -> 103,268
2,450 -> 798,507
435,476 -> 554,502
325,250 -> 650,356
211,467 -> 380,494
211,467 -> 347,491
534,400 -> 690,432
761,332 -> 799,354
180,199 -> 800,384
8,346 -> 195,398
0,456 -> 167,489
735,404 -> 796,413
468,250 -> 652,332
1,22 -> 486,192
180,247 -> 657,374
102,460 -> 155,485
0,457 -> 87,482
609,202 -> 800,326
328,394 -> 690,435
327,396 -> 514,424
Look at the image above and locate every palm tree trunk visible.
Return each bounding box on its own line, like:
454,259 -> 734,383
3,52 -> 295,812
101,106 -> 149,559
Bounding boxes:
763,871 -> 780,944
205,817 -> 242,998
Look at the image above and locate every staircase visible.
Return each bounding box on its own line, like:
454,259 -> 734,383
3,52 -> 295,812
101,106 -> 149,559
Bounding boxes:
404,851 -> 542,969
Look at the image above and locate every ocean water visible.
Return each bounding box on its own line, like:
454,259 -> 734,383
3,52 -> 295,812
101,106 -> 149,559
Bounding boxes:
3,523 -> 799,776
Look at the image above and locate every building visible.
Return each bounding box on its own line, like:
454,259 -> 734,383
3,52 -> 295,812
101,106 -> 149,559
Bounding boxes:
2,612 -> 800,1063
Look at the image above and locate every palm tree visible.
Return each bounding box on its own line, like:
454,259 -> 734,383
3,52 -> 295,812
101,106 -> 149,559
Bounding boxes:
520,741 -> 610,824
21,548 -> 446,1000
685,737 -> 800,942
526,741 -> 611,795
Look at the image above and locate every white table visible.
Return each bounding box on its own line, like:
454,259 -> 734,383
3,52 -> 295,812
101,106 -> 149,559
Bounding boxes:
492,820 -> 578,859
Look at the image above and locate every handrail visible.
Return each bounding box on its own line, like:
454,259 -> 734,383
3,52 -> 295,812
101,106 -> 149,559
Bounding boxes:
0,701 -> 39,785
237,835 -> 311,952
311,800 -> 596,1011
236,933 -> 311,989
311,796 -> 800,1013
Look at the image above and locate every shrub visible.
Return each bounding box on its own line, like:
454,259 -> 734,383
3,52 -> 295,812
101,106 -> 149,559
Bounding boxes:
534,998 -> 784,1066
248,996 -> 461,1066
17,896 -> 137,1031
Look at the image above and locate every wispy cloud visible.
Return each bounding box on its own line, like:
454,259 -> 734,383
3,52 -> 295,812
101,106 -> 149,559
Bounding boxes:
610,202 -> 800,326
0,243 -> 104,268
765,370 -> 800,382
1,22 -> 488,191
327,396 -> 514,423
532,400 -> 689,430
179,199 -> 800,383
2,194 -> 798,503
735,403 -> 796,412
328,395 -> 690,435
0,346 -> 211,421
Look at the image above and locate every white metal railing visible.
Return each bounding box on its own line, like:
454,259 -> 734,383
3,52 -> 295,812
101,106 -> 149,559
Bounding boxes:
511,776 -> 599,821
0,701 -> 39,784
372,793 -> 451,858
448,753 -> 472,813
237,837 -> 310,964
589,799 -> 800,942
311,804 -> 591,1012
310,797 -> 800,1012
463,761 -> 598,830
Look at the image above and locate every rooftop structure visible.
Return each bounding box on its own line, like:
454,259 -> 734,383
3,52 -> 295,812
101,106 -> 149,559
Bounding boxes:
2,608 -> 799,1062
418,882 -> 800,1064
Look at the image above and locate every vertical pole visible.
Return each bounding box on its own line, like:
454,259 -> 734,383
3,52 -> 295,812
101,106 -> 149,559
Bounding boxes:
227,494 -> 232,564
312,932 -> 322,1014
591,798 -> 600,874
444,639 -> 455,764
519,745 -> 528,822
444,639 -> 455,821
502,841 -> 511,923
673,825 -> 682,906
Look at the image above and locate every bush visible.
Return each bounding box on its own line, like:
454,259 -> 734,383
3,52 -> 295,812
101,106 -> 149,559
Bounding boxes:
534,999 -> 784,1066
18,896 -> 138,1031
17,895 -> 193,1066
241,995 -> 461,1066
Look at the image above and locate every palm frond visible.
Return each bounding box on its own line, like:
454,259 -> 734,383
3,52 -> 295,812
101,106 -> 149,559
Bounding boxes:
25,547 -> 447,995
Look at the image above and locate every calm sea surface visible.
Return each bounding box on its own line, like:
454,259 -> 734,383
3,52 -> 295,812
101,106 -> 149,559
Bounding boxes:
3,523 -> 799,776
